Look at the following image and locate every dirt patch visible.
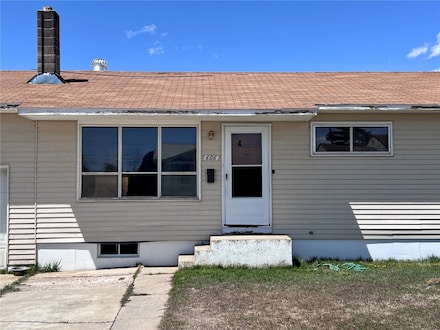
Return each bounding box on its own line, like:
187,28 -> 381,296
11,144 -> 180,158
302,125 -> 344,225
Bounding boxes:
427,278 -> 440,286
169,285 -> 438,329
16,269 -> 135,292
161,266 -> 440,329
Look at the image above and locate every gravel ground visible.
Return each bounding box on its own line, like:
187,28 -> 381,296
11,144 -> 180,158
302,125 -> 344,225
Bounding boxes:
18,271 -> 134,291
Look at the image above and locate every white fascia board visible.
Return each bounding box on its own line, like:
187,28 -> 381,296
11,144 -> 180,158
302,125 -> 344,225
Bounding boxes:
316,104 -> 440,113
0,109 -> 18,114
17,108 -> 317,122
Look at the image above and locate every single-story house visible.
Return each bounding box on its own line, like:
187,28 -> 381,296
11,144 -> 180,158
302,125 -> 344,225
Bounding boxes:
0,8 -> 439,270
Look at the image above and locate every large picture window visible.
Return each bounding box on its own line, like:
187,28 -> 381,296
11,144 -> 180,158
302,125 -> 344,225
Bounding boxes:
81,126 -> 197,199
312,123 -> 392,155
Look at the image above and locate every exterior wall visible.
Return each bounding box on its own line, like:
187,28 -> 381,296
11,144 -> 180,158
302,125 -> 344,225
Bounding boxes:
35,120 -> 222,244
1,116 -> 224,266
36,121 -> 81,243
2,112 -> 439,267
272,113 -> 440,244
0,114 -> 37,265
0,166 -> 9,268
293,240 -> 440,261
37,241 -> 199,271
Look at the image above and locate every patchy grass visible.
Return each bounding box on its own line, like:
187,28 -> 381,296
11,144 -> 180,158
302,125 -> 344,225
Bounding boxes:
0,261 -> 62,297
0,265 -> 38,297
120,264 -> 143,307
36,260 -> 61,273
160,259 -> 440,329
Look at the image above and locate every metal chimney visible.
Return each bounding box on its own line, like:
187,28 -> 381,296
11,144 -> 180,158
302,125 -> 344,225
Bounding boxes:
91,58 -> 108,71
37,6 -> 60,75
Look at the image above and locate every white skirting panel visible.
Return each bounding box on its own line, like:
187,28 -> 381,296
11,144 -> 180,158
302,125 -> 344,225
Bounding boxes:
292,240 -> 440,261
37,241 -> 201,271
38,239 -> 440,271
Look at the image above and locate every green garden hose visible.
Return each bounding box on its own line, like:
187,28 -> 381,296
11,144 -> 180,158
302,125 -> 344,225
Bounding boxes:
320,262 -> 369,271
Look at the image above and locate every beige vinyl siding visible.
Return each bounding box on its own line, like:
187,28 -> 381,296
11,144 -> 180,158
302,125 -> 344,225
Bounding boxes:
36,121 -> 77,203
8,205 -> 36,264
351,202 -> 440,239
36,204 -> 84,243
2,111 -> 439,256
0,114 -> 36,265
34,121 -> 83,243
272,113 -> 440,240
33,121 -> 222,243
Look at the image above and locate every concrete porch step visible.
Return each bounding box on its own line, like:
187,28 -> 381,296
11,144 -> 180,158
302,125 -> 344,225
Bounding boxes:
178,235 -> 292,269
177,255 -> 196,268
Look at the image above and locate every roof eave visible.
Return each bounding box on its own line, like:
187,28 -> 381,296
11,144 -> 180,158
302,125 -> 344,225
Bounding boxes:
16,108 -> 317,122
316,104 -> 440,113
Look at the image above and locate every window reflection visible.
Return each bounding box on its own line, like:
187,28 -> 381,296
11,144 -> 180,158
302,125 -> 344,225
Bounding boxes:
82,127 -> 118,172
315,127 -> 350,152
122,128 -> 157,172
353,127 -> 389,151
162,175 -> 197,196
162,128 -> 196,172
315,125 -> 390,153
82,175 -> 118,198
232,134 -> 262,165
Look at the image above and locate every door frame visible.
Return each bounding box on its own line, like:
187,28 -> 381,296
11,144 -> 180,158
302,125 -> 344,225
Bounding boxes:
222,124 -> 272,234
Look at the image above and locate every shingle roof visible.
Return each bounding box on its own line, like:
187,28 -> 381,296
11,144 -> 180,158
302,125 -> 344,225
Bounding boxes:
1,71 -> 439,110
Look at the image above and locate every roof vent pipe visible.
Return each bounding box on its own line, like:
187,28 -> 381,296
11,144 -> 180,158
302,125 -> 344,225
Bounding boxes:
91,58 -> 108,71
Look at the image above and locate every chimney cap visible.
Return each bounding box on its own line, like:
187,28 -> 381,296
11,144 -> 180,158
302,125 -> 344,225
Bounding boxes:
42,6 -> 53,11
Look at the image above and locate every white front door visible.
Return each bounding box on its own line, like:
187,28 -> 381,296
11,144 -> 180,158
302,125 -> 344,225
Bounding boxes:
223,125 -> 271,227
0,167 -> 8,268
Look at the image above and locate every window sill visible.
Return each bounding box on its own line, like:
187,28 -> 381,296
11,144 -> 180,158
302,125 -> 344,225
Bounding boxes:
311,152 -> 393,157
98,254 -> 139,258
78,196 -> 201,202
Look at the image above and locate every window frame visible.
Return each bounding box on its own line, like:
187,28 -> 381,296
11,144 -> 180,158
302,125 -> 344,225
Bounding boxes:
98,242 -> 139,257
311,122 -> 393,156
79,124 -> 200,200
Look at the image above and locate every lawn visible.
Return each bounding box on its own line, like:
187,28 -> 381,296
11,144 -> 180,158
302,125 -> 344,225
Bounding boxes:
160,259 -> 440,329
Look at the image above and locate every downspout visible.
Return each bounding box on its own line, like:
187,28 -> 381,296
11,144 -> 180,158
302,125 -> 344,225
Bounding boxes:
33,121 -> 38,265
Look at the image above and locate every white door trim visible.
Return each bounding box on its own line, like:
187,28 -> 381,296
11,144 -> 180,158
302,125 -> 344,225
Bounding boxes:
222,124 -> 272,233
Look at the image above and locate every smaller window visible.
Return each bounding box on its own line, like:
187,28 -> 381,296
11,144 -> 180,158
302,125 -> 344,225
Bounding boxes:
99,243 -> 139,256
312,123 -> 392,155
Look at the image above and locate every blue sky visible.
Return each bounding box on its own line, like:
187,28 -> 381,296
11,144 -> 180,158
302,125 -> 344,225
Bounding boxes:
1,0 -> 439,72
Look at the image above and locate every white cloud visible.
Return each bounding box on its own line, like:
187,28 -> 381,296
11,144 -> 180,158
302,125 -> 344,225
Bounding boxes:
148,42 -> 164,55
433,67 -> 440,72
407,32 -> 440,59
126,24 -> 157,39
407,44 -> 428,59
428,32 -> 440,58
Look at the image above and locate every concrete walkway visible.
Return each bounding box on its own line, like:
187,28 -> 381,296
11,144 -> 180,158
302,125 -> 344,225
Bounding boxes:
0,266 -> 177,329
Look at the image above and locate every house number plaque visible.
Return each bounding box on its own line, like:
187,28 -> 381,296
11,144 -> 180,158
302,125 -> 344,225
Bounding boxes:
203,155 -> 220,161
